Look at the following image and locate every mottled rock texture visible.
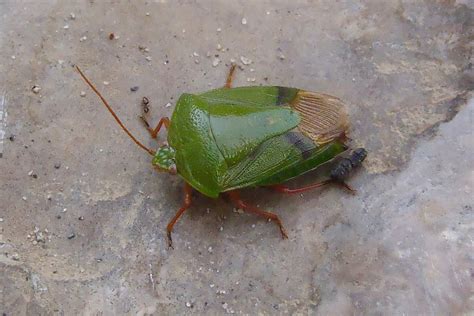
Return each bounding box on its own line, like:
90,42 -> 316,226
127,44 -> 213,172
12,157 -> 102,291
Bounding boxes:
0,1 -> 472,314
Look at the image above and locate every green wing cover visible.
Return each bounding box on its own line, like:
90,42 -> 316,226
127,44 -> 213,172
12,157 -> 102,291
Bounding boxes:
171,87 -> 348,197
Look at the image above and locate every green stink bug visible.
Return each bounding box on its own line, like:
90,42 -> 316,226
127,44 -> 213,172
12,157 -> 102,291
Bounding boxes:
76,65 -> 363,248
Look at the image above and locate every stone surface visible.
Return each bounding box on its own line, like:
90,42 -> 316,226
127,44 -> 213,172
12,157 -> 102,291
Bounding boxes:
0,1 -> 472,314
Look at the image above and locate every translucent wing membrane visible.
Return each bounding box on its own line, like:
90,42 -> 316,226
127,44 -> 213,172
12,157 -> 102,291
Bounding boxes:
291,91 -> 349,145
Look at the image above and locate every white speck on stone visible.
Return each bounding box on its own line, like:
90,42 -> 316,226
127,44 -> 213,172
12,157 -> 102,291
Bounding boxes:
278,53 -> 286,60
182,29 -> 186,33
206,208 -> 211,213
58,59 -> 64,65
80,91 -> 86,97
193,51 -> 199,57
32,85 -> 41,94
194,59 -> 200,64
185,302 -> 192,308
22,196 -> 27,201
219,226 -> 224,232
145,12 -> 150,16
145,56 -> 152,62
62,208 -> 67,213
28,170 -> 34,176
11,55 -> 16,60
217,28 -> 222,32
233,208 -> 244,214
250,68 -> 255,72
230,58 -> 236,63
240,56 -> 252,65
251,224 -> 256,228
266,11 -> 271,15
165,102 -> 172,108
247,77 -> 256,82
79,36 -> 87,42
208,246 -> 213,253
217,289 -> 226,295
63,24 -> 70,29
69,12 -> 76,20
103,81 -> 110,86
210,283 -> 215,288
241,17 -> 247,25
217,43 -> 223,51
0,218 -> 3,222
212,58 -> 220,67
206,51 -> 211,58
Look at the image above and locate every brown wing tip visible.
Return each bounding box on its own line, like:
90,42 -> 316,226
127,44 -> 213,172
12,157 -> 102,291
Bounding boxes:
291,91 -> 350,145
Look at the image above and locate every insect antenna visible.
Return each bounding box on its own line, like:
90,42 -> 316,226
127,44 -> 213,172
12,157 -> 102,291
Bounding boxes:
75,65 -> 155,156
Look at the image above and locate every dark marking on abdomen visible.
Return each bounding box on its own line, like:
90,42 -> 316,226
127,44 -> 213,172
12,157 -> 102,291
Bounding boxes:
277,87 -> 299,106
283,131 -> 314,159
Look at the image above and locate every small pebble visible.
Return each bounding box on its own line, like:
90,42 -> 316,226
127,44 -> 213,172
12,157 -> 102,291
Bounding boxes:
266,11 -> 271,15
185,302 -> 193,308
32,85 -> 41,94
240,56 -> 252,65
54,163 -> 61,169
63,24 -> 70,29
194,59 -> 200,64
212,58 -> 220,67
208,246 -> 213,253
9,135 -> 15,141
62,208 -> 67,213
11,55 -> 16,60
145,56 -> 152,62
79,36 -> 87,42
165,102 -> 172,108
193,51 -> 199,57
11,253 -> 20,261
67,233 -> 76,239
278,53 -> 286,60
80,91 -> 86,97
145,12 -> 150,16
78,216 -> 84,221
130,86 -> 139,92
22,196 -> 27,201
241,17 -> 247,25
217,28 -> 222,32
69,12 -> 76,20
216,43 -> 222,51
103,81 -> 110,86
210,284 -> 215,288
0,218 -> 3,222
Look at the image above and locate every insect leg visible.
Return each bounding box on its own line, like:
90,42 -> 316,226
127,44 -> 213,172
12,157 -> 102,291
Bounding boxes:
166,183 -> 193,248
270,180 -> 356,195
269,180 -> 332,194
140,116 -> 170,139
224,63 -> 237,88
226,190 -> 288,239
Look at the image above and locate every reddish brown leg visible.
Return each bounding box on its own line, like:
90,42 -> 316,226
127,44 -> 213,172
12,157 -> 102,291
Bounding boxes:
166,183 -> 193,248
224,64 -> 237,88
270,180 -> 356,195
227,190 -> 288,239
140,116 -> 170,139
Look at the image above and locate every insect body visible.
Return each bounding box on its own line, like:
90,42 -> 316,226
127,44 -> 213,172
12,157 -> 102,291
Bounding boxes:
330,148 -> 367,182
76,65 -> 365,247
